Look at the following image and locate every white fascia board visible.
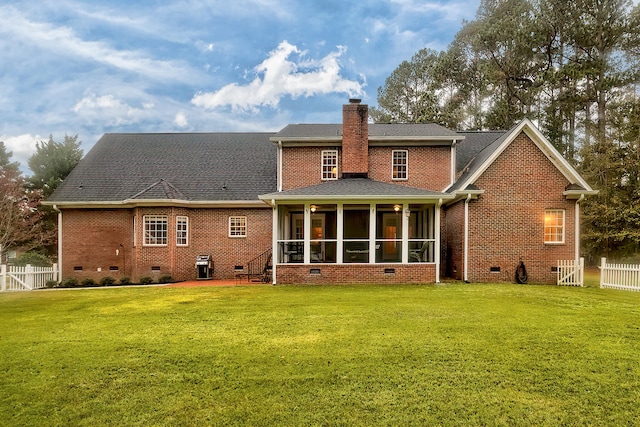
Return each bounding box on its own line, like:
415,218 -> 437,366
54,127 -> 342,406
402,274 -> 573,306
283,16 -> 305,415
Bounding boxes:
446,190 -> 485,205
42,199 -> 271,209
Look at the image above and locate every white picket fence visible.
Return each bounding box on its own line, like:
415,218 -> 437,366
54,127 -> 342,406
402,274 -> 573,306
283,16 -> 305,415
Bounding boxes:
0,264 -> 59,291
600,258 -> 640,292
557,258 -> 584,287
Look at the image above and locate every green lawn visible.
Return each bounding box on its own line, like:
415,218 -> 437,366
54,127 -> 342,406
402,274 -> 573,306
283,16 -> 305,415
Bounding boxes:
1,283 -> 639,426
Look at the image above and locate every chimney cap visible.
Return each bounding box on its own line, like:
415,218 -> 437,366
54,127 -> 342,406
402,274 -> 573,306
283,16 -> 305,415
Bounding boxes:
348,98 -> 361,104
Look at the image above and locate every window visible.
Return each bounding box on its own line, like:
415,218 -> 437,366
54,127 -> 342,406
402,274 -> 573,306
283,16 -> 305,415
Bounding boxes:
176,216 -> 189,246
392,150 -> 408,180
322,150 -> 338,180
144,215 -> 168,246
544,209 -> 565,244
229,216 -> 247,237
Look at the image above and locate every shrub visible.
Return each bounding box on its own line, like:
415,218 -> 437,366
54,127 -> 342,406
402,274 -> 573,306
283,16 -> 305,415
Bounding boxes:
157,275 -> 175,284
139,276 -> 154,285
99,276 -> 116,287
81,278 -> 97,287
45,280 -> 58,288
60,278 -> 78,288
12,252 -> 52,267
119,277 -> 131,286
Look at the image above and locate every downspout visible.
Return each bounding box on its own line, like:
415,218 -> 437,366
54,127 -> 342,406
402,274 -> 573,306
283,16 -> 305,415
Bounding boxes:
435,198 -> 443,284
575,194 -> 584,262
463,194 -> 472,283
53,205 -> 62,283
277,141 -> 283,192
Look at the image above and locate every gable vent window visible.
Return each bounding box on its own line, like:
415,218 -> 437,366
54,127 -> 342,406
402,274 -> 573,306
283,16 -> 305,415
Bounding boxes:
229,216 -> 247,238
143,215 -> 168,246
392,150 -> 408,180
322,150 -> 338,180
544,209 -> 565,244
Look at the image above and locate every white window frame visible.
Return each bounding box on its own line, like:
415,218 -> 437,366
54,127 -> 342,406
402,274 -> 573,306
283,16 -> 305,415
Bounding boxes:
392,150 -> 408,180
321,150 -> 338,180
143,215 -> 168,246
229,216 -> 247,238
176,216 -> 189,246
544,209 -> 565,244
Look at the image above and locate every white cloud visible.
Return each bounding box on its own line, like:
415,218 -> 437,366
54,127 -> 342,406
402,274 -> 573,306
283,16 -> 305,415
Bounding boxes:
72,93 -> 155,126
0,5 -> 197,83
1,134 -> 43,173
174,112 -> 189,128
191,41 -> 365,111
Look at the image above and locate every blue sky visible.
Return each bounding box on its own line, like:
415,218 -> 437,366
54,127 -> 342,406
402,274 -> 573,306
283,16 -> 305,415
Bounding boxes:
1,0 -> 481,172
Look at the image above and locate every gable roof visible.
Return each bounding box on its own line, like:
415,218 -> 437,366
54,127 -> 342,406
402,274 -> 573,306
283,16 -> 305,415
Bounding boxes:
455,130 -> 506,174
46,133 -> 277,206
448,119 -> 597,197
260,178 -> 453,202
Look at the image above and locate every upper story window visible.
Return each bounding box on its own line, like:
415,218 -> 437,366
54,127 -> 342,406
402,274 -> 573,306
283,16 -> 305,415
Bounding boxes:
392,150 -> 408,180
229,216 -> 247,238
322,150 -> 338,180
544,209 -> 565,244
176,216 -> 189,246
144,215 -> 168,246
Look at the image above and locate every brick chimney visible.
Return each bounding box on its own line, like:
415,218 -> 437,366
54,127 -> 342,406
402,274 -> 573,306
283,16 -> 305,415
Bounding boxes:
342,98 -> 369,178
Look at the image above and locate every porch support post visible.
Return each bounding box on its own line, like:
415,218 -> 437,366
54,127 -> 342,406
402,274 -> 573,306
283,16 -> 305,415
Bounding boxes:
271,201 -> 278,284
55,205 -> 63,283
369,204 -> 376,263
401,202 -> 409,264
435,199 -> 443,284
463,194 -> 471,282
337,203 -> 343,264
304,203 -> 311,264
575,194 -> 584,262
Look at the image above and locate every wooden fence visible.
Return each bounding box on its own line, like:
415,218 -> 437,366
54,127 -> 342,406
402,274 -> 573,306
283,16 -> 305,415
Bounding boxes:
0,264 -> 58,291
557,258 -> 584,287
600,258 -> 640,292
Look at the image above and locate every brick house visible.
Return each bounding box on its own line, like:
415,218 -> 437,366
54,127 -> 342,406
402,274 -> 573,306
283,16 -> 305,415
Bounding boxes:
46,100 -> 595,284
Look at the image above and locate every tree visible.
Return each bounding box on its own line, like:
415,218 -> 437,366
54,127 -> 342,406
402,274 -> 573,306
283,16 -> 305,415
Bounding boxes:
28,134 -> 83,198
0,146 -> 53,262
369,48 -> 442,124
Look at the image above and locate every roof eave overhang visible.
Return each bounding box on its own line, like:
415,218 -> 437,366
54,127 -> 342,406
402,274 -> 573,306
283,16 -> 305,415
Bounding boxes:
563,189 -> 599,199
446,189 -> 485,205
43,199 -> 271,209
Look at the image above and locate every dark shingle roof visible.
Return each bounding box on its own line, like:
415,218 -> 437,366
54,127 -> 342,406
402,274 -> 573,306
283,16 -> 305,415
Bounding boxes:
261,178 -> 451,201
273,123 -> 460,140
48,133 -> 277,203
455,130 -> 506,174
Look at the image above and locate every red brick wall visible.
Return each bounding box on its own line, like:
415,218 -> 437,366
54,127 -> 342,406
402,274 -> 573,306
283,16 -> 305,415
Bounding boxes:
442,200 -> 465,280
446,132 -> 576,284
60,209 -> 133,282
276,263 -> 436,285
61,207 -> 272,283
282,145 -> 451,191
368,146 -> 451,191
281,146 -> 341,190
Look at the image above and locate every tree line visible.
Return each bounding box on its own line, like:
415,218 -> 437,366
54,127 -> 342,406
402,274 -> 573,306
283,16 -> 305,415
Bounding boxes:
0,136 -> 82,264
371,0 -> 640,262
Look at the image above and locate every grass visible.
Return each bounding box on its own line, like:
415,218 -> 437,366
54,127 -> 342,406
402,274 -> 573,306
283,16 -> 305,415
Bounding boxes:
1,283 -> 639,426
